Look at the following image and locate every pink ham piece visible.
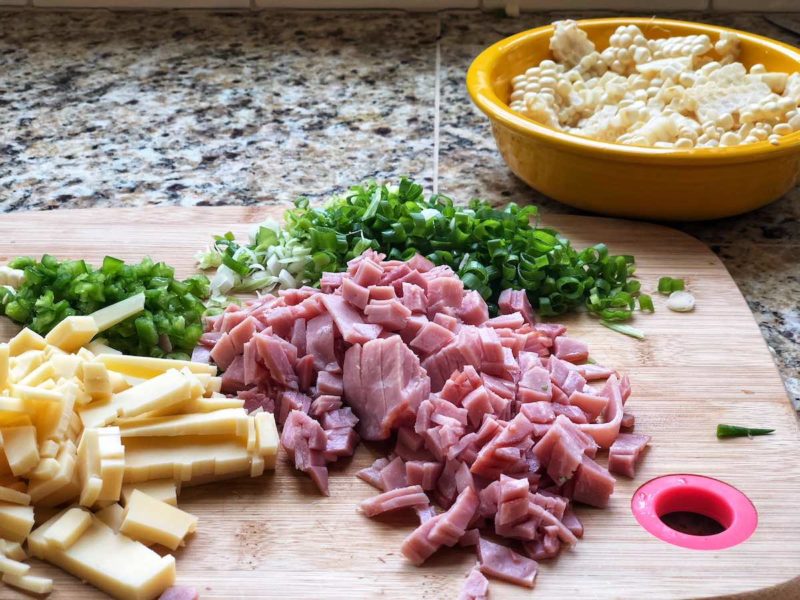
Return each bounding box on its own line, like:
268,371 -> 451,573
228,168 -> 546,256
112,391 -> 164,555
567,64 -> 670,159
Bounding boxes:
459,291 -> 490,326
498,289 -> 536,324
359,485 -> 430,517
343,336 -> 430,441
553,336 -> 589,363
477,537 -> 538,588
608,433 -> 650,477
459,567 -> 489,600
410,321 -> 455,356
158,586 -> 199,600
321,294 -> 380,345
356,457 -> 390,490
342,277 -> 370,310
280,410 -> 330,495
578,375 -> 624,448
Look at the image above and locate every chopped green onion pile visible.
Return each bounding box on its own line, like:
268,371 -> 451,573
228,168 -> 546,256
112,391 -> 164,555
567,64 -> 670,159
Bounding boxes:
0,255 -> 210,359
716,424 -> 775,438
658,276 -> 685,294
200,178 -> 648,322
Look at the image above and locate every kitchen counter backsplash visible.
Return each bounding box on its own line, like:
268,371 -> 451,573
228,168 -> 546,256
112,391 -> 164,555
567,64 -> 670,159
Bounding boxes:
0,9 -> 797,408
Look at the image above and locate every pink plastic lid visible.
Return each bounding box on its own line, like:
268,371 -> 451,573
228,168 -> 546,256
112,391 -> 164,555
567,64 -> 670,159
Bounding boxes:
631,474 -> 758,550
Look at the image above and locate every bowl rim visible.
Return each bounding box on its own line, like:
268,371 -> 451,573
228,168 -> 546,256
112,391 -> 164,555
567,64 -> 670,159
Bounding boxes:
467,17 -> 800,165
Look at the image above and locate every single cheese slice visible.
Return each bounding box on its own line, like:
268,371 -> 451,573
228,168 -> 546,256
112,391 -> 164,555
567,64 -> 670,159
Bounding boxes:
2,572 -> 54,595
8,330 -> 47,358
42,507 -> 92,550
255,412 -> 279,469
97,353 -> 216,379
1,426 -> 39,476
0,554 -> 29,577
121,480 -> 177,507
120,490 -> 197,550
84,338 -> 122,356
94,502 -> 125,532
90,293 -> 146,332
80,362 -> 113,403
117,408 -> 250,439
0,343 -> 8,390
113,369 -> 192,419
28,510 -> 176,600
44,316 -> 99,353
0,503 -> 34,542
0,486 -> 30,506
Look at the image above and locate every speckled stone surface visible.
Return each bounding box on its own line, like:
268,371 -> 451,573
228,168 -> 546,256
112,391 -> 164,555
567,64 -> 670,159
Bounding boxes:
0,8 -> 797,406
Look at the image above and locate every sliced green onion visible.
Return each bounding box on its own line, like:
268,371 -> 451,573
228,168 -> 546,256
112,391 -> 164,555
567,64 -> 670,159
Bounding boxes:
600,320 -> 645,339
716,424 -> 774,438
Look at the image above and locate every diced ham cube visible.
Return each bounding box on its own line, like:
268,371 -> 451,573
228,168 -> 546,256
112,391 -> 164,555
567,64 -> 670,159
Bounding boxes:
608,433 -> 650,477
342,277 -> 370,311
477,537 -> 538,588
553,336 -> 590,363
498,289 -> 536,324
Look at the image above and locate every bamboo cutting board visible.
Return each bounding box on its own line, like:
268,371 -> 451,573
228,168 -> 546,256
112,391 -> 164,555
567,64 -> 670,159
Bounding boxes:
0,207 -> 797,600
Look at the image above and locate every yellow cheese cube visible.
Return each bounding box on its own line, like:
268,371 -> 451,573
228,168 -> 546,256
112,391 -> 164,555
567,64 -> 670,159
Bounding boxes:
81,362 -> 113,403
120,489 -> 197,551
28,510 -> 176,600
0,344 -> 8,390
49,354 -> 84,380
1,426 -> 39,476
9,350 -> 45,382
255,412 -> 279,469
113,369 -> 192,418
107,370 -> 131,393
17,362 -> 55,387
0,554 -> 30,577
42,507 -> 92,550
77,399 -> 120,429
27,441 -> 76,504
90,293 -> 145,332
98,353 -> 216,380
0,503 -> 34,542
84,339 -> 122,356
0,486 -> 30,506
77,427 -> 125,507
0,539 -> 26,561
8,329 -> 46,357
121,480 -> 177,507
94,502 -> 124,532
28,458 -> 59,481
45,316 -> 99,353
38,440 -> 59,459
2,572 -> 54,595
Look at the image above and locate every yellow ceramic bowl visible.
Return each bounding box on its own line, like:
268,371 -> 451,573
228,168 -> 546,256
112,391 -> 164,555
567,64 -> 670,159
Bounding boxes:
467,18 -> 800,221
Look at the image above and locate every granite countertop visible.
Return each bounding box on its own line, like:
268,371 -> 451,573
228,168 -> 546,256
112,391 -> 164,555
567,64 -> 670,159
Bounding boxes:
0,8 -> 797,406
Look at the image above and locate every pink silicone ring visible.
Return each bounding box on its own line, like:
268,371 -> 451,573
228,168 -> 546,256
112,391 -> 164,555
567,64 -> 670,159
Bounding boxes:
631,474 -> 758,550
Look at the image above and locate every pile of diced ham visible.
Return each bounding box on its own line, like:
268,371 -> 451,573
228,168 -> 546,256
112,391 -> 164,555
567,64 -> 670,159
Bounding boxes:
194,250 -> 650,597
